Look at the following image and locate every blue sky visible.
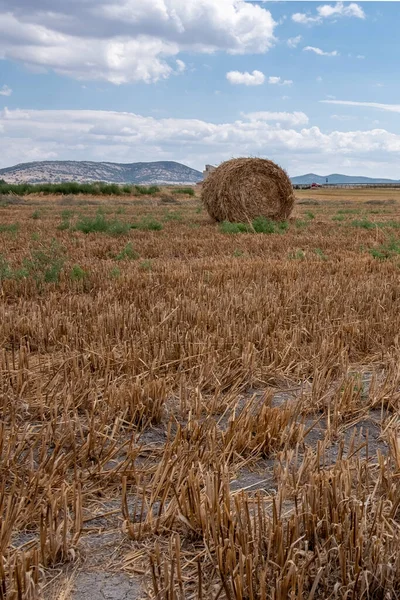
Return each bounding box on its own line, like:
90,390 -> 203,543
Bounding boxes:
0,0 -> 399,177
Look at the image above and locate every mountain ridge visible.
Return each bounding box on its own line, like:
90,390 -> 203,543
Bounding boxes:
291,173 -> 400,185
0,160 -> 203,185
0,160 -> 399,185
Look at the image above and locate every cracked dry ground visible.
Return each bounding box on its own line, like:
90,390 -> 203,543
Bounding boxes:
2,188 -> 400,599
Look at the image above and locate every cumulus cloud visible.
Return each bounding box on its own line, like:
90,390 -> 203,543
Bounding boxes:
292,13 -> 321,25
268,76 -> 293,86
321,100 -> 400,113
1,108 -> 400,178
226,70 -> 265,86
0,85 -> 12,96
304,46 -> 339,56
287,35 -> 302,48
243,111 -> 309,126
317,2 -> 365,19
293,1 -> 365,25
0,0 -> 276,84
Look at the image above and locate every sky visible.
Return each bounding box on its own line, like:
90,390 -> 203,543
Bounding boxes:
0,0 -> 400,178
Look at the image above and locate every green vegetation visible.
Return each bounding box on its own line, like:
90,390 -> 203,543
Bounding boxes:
23,242 -> 65,285
314,248 -> 328,260
351,219 -> 400,230
305,211 -> 315,220
337,208 -> 361,215
115,242 -> 139,261
164,211 -> 183,222
172,187 -> 195,196
132,217 -> 163,231
31,210 -> 42,220
0,180 -> 161,196
139,259 -> 152,271
332,214 -> 346,222
0,255 -> 12,281
57,218 -> 71,230
134,185 -> 160,195
233,249 -> 245,258
220,217 -> 288,235
289,250 -> 305,261
295,219 -> 308,229
351,219 -> 376,230
369,238 -> 400,260
70,264 -> 88,281
0,223 -> 19,234
75,212 -> 131,236
220,221 -> 250,234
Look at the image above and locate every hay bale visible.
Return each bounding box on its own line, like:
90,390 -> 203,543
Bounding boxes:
201,158 -> 295,222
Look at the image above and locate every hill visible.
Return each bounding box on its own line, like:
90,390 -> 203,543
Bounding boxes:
0,160 -> 203,185
291,173 -> 400,185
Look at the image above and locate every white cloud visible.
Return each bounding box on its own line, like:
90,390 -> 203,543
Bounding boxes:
317,2 -> 365,19
0,0 -> 276,84
316,76 -> 323,82
287,35 -> 302,48
268,76 -> 293,86
1,108 -> 400,178
293,1 -> 365,25
175,60 -> 186,73
243,111 -> 309,126
330,114 -> 355,121
292,13 -> 321,25
0,85 -> 12,97
321,100 -> 400,113
226,70 -> 265,86
357,54 -> 365,59
304,46 -> 339,57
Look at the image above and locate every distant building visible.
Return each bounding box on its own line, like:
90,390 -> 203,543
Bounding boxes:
203,164 -> 217,180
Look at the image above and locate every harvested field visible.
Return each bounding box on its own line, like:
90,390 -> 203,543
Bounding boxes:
2,187 -> 400,599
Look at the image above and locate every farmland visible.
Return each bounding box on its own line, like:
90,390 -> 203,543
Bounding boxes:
2,187 -> 400,599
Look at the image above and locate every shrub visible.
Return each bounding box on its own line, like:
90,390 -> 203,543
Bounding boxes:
70,264 -> 88,280
220,221 -> 250,234
139,260 -> 152,271
0,255 -> 12,281
220,218 -> 288,234
172,187 -> 195,196
23,241 -> 65,285
253,216 -> 288,234
75,212 -> 130,236
289,250 -> 305,260
369,238 -> 400,260
351,219 -> 375,230
0,180 -> 160,197
110,266 -> 121,278
0,223 -> 19,234
314,248 -> 327,260
132,218 -> 163,231
134,185 -> 160,196
115,242 -> 139,261
164,211 -> 183,222
57,219 -> 70,230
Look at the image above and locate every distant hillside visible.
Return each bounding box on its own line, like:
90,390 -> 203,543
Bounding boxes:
291,173 -> 400,185
0,160 -> 203,185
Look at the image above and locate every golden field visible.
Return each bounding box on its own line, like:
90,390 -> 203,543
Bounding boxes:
2,187 -> 400,599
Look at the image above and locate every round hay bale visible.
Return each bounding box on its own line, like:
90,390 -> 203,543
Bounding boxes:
201,158 -> 295,223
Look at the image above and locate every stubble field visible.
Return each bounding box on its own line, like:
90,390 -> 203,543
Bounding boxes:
2,187 -> 400,600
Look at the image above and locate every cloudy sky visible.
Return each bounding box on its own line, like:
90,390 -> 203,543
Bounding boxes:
0,0 -> 399,177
